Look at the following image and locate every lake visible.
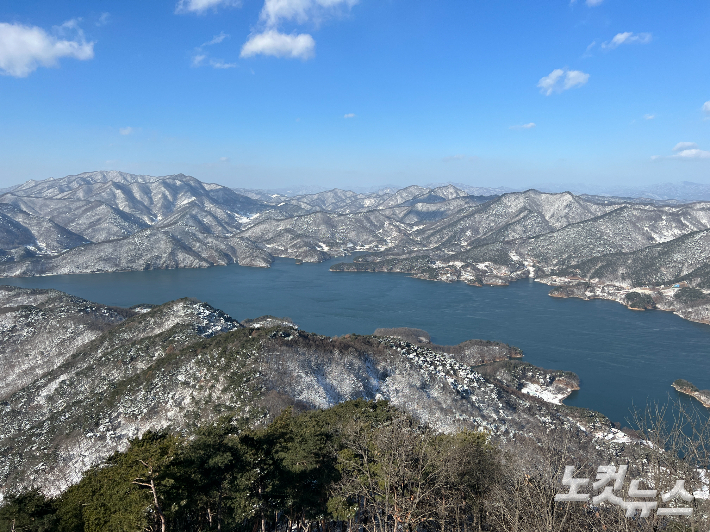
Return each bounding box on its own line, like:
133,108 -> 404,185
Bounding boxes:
3,257 -> 710,425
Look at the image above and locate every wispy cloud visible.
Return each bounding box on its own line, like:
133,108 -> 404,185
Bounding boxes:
586,0 -> 603,6
653,142 -> 710,160
119,127 -> 133,135
344,113 -> 355,119
537,68 -> 589,95
509,122 -> 536,130
209,59 -> 237,68
192,32 -> 236,68
241,30 -> 315,59
0,20 -> 94,77
203,31 -> 228,46
673,149 -> 710,159
259,0 -> 358,27
176,0 -> 241,14
601,32 -> 652,50
96,13 -> 110,27
643,114 -> 655,120
703,101 -> 710,116
241,0 -> 357,60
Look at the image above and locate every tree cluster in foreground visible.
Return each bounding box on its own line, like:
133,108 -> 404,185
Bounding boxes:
1,399 -> 709,532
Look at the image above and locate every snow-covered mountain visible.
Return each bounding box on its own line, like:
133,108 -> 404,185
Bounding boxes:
2,171 -> 710,325
0,287 -> 615,500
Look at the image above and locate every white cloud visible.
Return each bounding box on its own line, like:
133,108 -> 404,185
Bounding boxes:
344,113 -> 355,118
210,59 -> 237,68
260,0 -> 358,27
0,21 -> 94,77
703,101 -> 710,114
239,0 -> 357,60
176,0 -> 241,14
673,142 -> 698,152
673,149 -> 710,159
537,69 -> 564,95
220,156 -> 229,162
653,142 -> 710,160
563,70 -> 589,90
602,32 -> 652,50
537,68 -> 589,95
119,127 -> 133,135
510,122 -> 536,130
240,30 -> 315,59
644,114 -> 655,120
192,54 -> 207,67
203,32 -> 228,46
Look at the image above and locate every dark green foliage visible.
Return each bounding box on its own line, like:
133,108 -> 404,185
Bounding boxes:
0,490 -> 57,532
625,291 -> 656,309
674,286 -> 707,304
0,401 -> 500,532
58,431 -> 179,532
8,398 -> 708,531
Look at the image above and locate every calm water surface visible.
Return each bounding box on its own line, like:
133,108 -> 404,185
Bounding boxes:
4,257 -> 710,425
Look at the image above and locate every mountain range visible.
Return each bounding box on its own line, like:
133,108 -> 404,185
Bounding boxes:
1,170 -> 710,323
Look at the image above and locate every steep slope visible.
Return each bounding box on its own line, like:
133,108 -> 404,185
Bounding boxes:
0,195 -> 149,242
519,203 -> 710,267
0,204 -> 88,254
0,226 -> 272,276
239,209 -> 417,260
0,287 -> 133,398
414,190 -> 615,251
555,228 -> 710,287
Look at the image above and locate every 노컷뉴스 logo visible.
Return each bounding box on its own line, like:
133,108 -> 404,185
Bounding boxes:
555,465 -> 694,517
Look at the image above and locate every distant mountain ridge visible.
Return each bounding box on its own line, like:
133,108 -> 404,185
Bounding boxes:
536,180 -> 710,202
1,171 -> 710,325
0,171 -> 494,275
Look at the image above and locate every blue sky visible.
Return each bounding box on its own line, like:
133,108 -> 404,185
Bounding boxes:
0,0 -> 709,190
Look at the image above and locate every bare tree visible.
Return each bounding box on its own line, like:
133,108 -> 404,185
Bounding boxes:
133,459 -> 167,532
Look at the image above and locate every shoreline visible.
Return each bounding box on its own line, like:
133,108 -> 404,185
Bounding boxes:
537,275 -> 710,326
672,379 -> 710,408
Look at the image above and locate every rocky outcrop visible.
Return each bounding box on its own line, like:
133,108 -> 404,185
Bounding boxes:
373,327 -> 431,344
672,379 -> 710,408
476,360 -> 580,405
241,315 -> 298,329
